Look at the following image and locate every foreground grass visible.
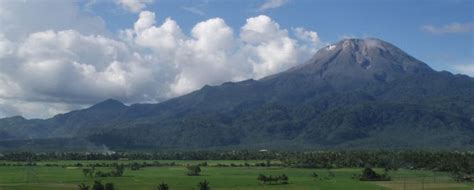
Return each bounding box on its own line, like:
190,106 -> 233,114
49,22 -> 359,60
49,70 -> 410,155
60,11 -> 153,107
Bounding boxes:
0,161 -> 471,190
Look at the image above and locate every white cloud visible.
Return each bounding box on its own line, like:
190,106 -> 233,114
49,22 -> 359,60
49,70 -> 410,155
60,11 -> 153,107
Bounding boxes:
453,64 -> 474,76
0,29 -> 177,119
4,30 -> 168,103
240,15 -> 301,78
132,11 -> 185,54
294,27 -> 321,51
0,4 -> 321,119
241,15 -> 287,44
170,18 -> 237,95
0,34 -> 14,58
421,22 -> 474,34
116,0 -> 154,13
134,11 -> 157,33
259,0 -> 289,11
128,13 -> 318,95
294,28 -> 319,45
191,18 -> 234,53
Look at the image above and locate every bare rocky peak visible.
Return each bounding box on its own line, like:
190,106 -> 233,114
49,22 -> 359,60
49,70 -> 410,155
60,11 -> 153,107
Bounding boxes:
277,38 -> 434,82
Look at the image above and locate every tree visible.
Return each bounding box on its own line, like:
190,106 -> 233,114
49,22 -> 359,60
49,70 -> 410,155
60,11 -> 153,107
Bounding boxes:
186,165 -> 201,176
257,174 -> 268,184
92,181 -> 105,190
198,180 -> 210,190
359,168 -> 391,181
112,164 -> 125,177
257,174 -> 289,185
279,174 -> 289,184
130,162 -> 141,170
78,183 -> 89,190
155,182 -> 169,190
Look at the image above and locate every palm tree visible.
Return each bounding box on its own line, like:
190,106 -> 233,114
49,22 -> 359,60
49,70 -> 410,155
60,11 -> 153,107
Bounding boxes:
198,180 -> 210,190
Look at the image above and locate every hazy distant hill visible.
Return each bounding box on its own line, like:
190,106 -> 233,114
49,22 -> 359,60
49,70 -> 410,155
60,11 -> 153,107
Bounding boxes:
1,38 -> 473,151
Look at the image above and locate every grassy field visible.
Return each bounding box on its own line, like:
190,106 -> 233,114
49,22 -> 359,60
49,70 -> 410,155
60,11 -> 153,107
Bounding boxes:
0,160 -> 472,190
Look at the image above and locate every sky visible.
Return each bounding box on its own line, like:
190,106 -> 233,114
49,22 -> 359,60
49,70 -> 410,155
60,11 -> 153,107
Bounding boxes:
0,0 -> 472,119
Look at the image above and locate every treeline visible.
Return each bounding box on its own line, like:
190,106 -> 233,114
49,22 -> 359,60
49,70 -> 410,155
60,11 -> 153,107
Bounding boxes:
0,160 -> 279,169
280,151 -> 474,173
257,174 -> 289,184
82,165 -> 125,178
0,151 -> 278,161
1,151 -> 473,173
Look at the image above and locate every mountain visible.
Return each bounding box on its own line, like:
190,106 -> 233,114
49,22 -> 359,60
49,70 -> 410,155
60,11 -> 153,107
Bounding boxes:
1,38 -> 473,151
270,38 -> 433,86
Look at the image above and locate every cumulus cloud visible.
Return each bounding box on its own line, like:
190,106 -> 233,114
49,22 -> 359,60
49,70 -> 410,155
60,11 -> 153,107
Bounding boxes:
2,30 -> 169,103
116,0 -> 154,13
132,11 -> 185,54
0,2 -> 320,119
240,15 -> 305,78
124,13 -> 319,95
0,29 -> 174,118
294,27 -> 320,49
259,0 -> 289,11
421,22 -> 474,34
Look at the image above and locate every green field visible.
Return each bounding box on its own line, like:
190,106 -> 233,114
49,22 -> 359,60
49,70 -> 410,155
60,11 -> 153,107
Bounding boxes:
0,160 -> 472,190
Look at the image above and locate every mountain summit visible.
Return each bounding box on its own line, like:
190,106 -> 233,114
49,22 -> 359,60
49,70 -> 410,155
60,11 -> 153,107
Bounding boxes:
301,38 -> 431,74
88,99 -> 126,111
267,38 -> 434,87
1,38 -> 473,151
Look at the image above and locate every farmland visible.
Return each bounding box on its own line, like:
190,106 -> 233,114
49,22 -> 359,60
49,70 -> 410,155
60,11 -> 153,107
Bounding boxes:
0,159 -> 472,190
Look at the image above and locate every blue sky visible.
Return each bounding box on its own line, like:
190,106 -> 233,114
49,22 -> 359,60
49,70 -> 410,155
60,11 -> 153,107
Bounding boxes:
83,0 -> 473,72
0,0 -> 472,118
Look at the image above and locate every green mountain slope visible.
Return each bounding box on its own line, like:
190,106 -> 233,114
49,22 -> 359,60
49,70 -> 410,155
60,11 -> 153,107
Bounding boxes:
1,38 -> 473,150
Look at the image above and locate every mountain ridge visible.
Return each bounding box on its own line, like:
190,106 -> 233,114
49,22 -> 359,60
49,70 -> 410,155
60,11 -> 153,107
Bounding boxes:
1,38 -> 473,151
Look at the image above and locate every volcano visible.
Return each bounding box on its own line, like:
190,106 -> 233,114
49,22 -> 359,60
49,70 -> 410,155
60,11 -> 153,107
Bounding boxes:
1,38 -> 473,150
